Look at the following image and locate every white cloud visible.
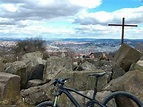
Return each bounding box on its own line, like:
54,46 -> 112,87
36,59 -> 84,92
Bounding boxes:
1,4 -> 17,12
37,0 -> 54,7
0,0 -> 142,39
69,0 -> 102,8
75,6 -> 143,25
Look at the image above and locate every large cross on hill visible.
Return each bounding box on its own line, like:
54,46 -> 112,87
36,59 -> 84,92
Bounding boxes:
108,17 -> 137,44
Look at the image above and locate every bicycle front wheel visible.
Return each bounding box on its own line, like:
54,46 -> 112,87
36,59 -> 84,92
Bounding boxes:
36,101 -> 61,107
102,91 -> 142,107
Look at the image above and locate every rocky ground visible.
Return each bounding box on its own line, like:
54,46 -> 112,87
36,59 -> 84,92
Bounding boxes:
0,43 -> 143,107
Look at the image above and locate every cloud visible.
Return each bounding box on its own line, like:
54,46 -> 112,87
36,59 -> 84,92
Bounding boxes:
74,10 -> 112,25
0,0 -> 101,38
69,0 -> 102,8
0,0 -> 142,39
72,6 -> 143,39
74,6 -> 143,25
0,18 -> 16,25
0,0 -> 101,21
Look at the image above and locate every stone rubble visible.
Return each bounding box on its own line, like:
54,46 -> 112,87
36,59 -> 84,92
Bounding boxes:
0,44 -> 143,107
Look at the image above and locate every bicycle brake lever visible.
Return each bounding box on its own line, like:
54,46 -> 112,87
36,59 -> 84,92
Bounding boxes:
60,78 -> 69,84
50,79 -> 58,86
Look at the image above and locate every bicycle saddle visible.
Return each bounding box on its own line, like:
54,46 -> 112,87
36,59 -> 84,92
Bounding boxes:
88,72 -> 106,77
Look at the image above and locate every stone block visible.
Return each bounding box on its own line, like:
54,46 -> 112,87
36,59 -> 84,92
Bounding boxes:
111,62 -> 125,79
21,85 -> 49,105
113,43 -> 141,72
43,56 -> 72,80
129,60 -> 143,71
56,70 -> 108,91
22,51 -> 43,63
59,90 -> 111,107
27,79 -> 44,88
0,72 -> 20,102
0,57 -> 4,72
4,61 -> 27,88
104,70 -> 143,103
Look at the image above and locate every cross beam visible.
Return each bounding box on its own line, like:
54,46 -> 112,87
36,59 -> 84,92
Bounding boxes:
108,17 -> 137,44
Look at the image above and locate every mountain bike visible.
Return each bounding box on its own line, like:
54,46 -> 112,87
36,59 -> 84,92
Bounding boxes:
36,72 -> 142,107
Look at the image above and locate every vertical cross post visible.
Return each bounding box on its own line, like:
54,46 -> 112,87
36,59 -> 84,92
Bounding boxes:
122,18 -> 125,44
108,17 -> 137,44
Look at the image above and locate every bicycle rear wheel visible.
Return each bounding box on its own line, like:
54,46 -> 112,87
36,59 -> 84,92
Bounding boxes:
36,101 -> 61,107
102,91 -> 142,107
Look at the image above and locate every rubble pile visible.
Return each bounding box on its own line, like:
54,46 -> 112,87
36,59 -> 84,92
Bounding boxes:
0,43 -> 143,107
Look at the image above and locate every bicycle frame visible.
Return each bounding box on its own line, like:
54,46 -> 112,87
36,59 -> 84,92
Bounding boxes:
38,72 -> 143,107
54,85 -> 106,107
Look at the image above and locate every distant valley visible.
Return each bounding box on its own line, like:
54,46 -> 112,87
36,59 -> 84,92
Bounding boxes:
46,38 -> 143,54
0,38 -> 143,54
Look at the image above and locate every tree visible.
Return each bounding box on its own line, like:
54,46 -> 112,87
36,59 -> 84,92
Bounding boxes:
12,37 -> 47,59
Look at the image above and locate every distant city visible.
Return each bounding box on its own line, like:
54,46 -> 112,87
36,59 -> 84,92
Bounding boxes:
0,38 -> 143,54
46,38 -> 143,54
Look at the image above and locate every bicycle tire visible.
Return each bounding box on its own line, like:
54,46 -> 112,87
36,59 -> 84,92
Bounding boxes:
36,101 -> 61,107
102,91 -> 142,107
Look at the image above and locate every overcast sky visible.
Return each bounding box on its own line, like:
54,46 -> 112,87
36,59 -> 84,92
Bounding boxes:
0,0 -> 143,40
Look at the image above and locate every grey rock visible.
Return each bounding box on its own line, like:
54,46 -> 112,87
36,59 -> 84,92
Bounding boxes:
43,56 -> 72,80
0,72 -> 21,102
104,69 -> 143,104
113,43 -> 141,72
22,51 -> 43,64
57,70 -> 108,91
4,61 -> 27,88
21,84 -> 49,105
27,79 -> 45,88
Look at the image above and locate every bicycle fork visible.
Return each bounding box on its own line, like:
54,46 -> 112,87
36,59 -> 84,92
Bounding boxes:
53,96 -> 59,107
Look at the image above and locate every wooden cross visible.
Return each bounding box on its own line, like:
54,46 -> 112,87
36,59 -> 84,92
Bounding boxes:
108,17 -> 137,44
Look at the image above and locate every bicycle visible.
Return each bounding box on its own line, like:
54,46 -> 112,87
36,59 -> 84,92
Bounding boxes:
36,72 -> 142,107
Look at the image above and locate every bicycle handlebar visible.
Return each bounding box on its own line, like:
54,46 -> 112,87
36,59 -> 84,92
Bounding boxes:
51,78 -> 69,86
